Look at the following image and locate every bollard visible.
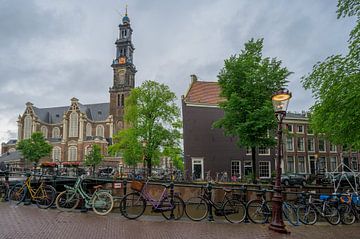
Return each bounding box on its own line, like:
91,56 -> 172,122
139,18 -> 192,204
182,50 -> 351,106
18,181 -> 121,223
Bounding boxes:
51,175 -> 57,209
242,185 -> 250,223
207,182 -> 214,221
4,171 -> 9,201
123,179 -> 127,196
169,181 -> 175,219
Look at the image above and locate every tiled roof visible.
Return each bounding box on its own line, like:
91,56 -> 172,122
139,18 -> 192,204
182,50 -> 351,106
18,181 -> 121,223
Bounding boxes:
33,102 -> 110,124
0,151 -> 22,162
184,81 -> 223,105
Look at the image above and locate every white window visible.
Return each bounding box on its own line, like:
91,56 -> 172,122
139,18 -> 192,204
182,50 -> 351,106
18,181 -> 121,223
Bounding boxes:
68,146 -> 77,161
24,115 -> 32,139
307,138 -> 314,152
244,161 -> 252,176
297,125 -> 304,133
86,123 -> 92,137
96,125 -> 104,137
246,147 -> 252,155
191,158 -> 204,180
258,147 -> 270,155
330,143 -> 337,152
330,157 -> 337,171
298,156 -> 306,173
231,161 -> 241,178
40,126 -> 48,139
259,161 -> 271,178
52,127 -> 60,138
297,138 -> 305,152
318,139 -> 326,152
287,156 -> 294,173
52,147 -> 61,162
69,112 -> 78,137
286,137 -> 293,151
84,145 -> 92,156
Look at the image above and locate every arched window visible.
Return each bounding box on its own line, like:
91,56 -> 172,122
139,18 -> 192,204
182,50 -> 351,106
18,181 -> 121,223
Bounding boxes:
117,94 -> 121,107
121,94 -> 125,107
24,116 -> 32,139
96,125 -> 104,137
52,147 -> 61,162
68,146 -> 77,161
52,127 -> 60,138
69,112 -> 78,137
86,123 -> 92,137
84,145 -> 92,156
40,126 -> 48,138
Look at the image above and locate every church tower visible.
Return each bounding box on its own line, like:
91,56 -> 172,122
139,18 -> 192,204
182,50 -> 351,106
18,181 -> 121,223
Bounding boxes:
109,8 -> 136,134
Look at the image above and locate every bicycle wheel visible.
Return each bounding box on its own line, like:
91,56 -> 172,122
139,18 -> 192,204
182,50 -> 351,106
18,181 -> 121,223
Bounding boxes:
185,197 -> 208,221
282,202 -> 299,226
339,203 -> 356,225
92,191 -> 114,216
297,205 -> 317,225
35,185 -> 56,209
223,199 -> 246,223
120,192 -> 146,220
160,195 -> 185,220
55,190 -> 80,212
246,200 -> 270,224
8,184 -> 26,205
324,204 -> 340,225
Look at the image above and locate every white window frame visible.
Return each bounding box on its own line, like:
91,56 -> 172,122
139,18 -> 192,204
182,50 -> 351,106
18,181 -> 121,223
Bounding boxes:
52,127 -> 60,138
259,161 -> 271,179
287,156 -> 295,173
307,138 -> 315,152
298,156 -> 306,173
297,137 -> 305,152
244,161 -> 252,176
286,137 -> 294,152
330,156 -> 337,171
318,139 -> 326,152
191,157 -> 204,180
86,123 -> 92,137
330,143 -> 337,152
246,147 -> 252,155
24,115 -> 32,139
69,112 -> 78,137
52,147 -> 61,162
231,160 -> 241,178
96,125 -> 104,137
40,126 -> 48,139
258,147 -> 270,155
287,124 -> 293,133
68,146 -> 77,161
297,125 -> 304,134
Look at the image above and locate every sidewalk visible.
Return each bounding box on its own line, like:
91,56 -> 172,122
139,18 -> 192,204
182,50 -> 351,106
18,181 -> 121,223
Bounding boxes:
0,203 -> 359,239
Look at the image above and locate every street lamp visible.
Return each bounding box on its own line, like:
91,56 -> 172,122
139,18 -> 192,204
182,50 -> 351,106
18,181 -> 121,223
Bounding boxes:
269,88 -> 292,234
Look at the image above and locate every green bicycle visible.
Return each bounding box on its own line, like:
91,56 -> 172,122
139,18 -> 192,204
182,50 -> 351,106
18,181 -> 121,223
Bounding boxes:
55,175 -> 114,216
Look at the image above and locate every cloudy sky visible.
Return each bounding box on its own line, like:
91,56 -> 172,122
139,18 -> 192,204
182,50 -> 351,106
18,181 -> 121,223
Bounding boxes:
0,0 -> 356,146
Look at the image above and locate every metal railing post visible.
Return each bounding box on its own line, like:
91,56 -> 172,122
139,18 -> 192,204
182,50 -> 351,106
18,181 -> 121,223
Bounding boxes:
207,182 -> 214,221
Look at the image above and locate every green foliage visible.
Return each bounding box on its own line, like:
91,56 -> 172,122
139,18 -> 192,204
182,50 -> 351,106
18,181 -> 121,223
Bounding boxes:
302,0 -> 360,150
109,80 -> 182,173
214,38 -> 290,180
84,144 -> 104,175
16,132 -> 52,165
162,146 -> 184,171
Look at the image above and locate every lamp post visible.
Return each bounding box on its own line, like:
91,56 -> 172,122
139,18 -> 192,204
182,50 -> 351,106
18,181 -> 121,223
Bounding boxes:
269,88 -> 292,234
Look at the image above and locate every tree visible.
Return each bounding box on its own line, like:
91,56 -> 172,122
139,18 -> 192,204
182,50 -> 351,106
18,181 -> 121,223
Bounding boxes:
109,80 -> 182,175
84,144 -> 104,176
16,132 -> 53,166
302,0 -> 360,150
162,146 -> 184,171
213,38 -> 291,183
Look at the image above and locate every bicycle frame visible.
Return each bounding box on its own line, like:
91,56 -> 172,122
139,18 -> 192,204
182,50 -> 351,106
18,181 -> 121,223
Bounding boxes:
64,177 -> 96,207
18,175 -> 48,201
138,181 -> 172,211
309,195 -> 333,217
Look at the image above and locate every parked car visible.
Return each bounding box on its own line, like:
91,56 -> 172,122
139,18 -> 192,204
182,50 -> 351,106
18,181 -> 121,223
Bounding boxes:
281,174 -> 307,186
97,167 -> 115,178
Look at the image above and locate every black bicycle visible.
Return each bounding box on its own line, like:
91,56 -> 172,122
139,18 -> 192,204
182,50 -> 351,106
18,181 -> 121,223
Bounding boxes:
185,184 -> 247,223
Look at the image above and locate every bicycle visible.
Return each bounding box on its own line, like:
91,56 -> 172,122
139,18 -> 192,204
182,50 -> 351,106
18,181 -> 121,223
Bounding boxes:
120,180 -> 185,220
215,172 -> 228,182
8,173 -> 56,209
297,194 -> 340,225
246,189 -> 298,225
55,175 -> 114,216
185,184 -> 247,223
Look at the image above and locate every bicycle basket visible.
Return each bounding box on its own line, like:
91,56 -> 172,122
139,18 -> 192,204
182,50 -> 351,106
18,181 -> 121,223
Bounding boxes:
131,181 -> 144,192
340,195 -> 351,204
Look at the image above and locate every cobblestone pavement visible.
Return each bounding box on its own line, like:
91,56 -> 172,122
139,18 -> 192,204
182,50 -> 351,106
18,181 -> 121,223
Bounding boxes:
1,203 -> 360,239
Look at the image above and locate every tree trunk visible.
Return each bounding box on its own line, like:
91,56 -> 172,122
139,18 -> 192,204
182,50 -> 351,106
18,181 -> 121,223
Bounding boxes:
251,147 -> 257,184
93,165 -> 96,176
147,157 -> 152,177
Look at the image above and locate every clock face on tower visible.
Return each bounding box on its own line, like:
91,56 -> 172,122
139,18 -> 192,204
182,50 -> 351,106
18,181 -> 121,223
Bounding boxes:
119,57 -> 126,64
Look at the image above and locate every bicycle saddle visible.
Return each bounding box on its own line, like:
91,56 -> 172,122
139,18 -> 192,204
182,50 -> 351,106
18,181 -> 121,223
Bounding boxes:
223,188 -> 232,193
93,185 -> 103,189
161,183 -> 171,188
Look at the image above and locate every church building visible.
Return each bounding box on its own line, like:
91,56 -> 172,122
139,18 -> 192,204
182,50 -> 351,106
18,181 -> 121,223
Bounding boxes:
1,10 -> 136,168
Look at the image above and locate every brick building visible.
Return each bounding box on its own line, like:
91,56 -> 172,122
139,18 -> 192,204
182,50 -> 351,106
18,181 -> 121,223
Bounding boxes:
182,76 -> 360,181
1,11 -> 136,169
